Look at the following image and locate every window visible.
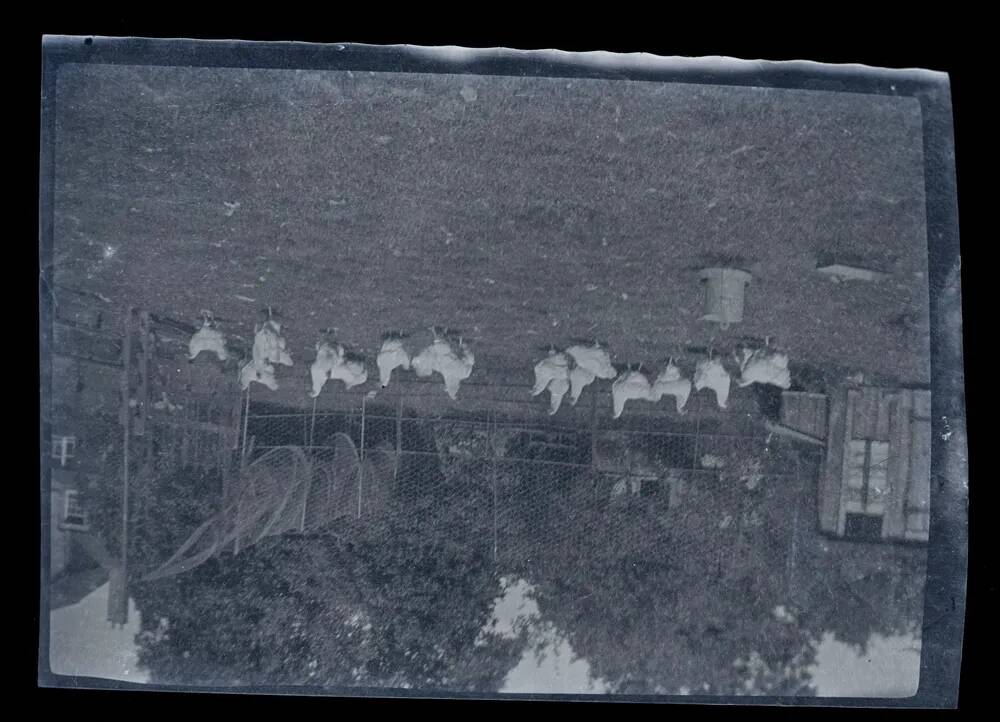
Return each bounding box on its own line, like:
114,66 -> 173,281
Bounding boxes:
844,512 -> 884,541
51,435 -> 77,467
846,439 -> 890,515
640,478 -> 662,498
62,490 -> 89,530
905,510 -> 930,541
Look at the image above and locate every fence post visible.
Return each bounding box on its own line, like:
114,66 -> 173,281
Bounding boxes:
222,378 -> 244,507
590,388 -> 598,468
490,408 -> 498,565
787,452 -> 802,599
240,386 -> 251,470
693,395 -> 701,469
119,307 -> 133,609
358,394 -> 366,519
137,310 -> 154,530
299,452 -> 308,533
395,388 -> 403,483
360,393 -> 367,463
234,491 -> 241,557
309,397 -> 317,448
137,310 -> 151,443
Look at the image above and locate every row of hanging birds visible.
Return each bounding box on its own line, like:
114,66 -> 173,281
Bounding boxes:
187,312 -> 474,399
531,343 -> 791,417
187,311 -> 791,418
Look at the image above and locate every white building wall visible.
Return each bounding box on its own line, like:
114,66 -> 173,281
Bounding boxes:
50,489 -> 68,579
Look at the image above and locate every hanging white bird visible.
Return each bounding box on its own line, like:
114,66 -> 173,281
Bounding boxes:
694,356 -> 732,410
253,320 -> 293,367
532,348 -> 571,415
377,335 -> 411,389
566,342 -> 616,405
437,336 -> 475,400
611,366 -> 653,419
532,348 -> 569,394
735,347 -> 792,390
239,358 -> 278,391
309,341 -> 340,398
330,353 -> 368,391
411,328 -> 474,400
410,336 -> 452,378
566,342 -> 616,379
650,359 -> 692,414
310,341 -> 368,397
568,365 -> 597,406
545,375 -> 571,415
188,315 -> 228,362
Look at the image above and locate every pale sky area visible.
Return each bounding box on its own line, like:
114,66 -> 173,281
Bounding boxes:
48,583 -> 149,683
46,577 -> 920,697
809,631 -> 921,697
482,577 -> 611,694
481,577 -> 921,697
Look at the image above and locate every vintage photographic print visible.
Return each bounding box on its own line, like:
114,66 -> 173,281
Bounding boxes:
38,38 -> 967,704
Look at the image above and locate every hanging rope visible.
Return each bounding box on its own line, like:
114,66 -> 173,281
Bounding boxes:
309,396 -> 317,447
240,385 -> 251,469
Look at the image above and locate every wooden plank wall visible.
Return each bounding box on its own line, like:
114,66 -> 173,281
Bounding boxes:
883,390 -> 914,539
106,565 -> 129,626
820,388 -> 849,534
905,391 -> 932,541
851,387 -> 893,442
816,385 -> 933,542
835,389 -> 861,535
781,392 -> 829,439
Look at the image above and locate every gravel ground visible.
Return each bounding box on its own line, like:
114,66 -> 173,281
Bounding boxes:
50,64 -> 931,390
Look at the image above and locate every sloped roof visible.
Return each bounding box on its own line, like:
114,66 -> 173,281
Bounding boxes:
49,565 -> 109,611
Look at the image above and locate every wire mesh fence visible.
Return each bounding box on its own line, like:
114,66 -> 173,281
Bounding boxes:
52,311 -> 812,596
49,294 -> 807,588
230,382 -> 807,586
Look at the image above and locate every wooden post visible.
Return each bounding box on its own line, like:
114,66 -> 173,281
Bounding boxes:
356,466 -> 363,520
137,313 -> 154,519
299,453 -> 309,533
117,306 -> 133,625
589,389 -> 598,468
395,389 -> 403,483
233,490 -> 241,557
693,399 -> 701,470
884,390 -> 915,540
358,395 -> 366,519
240,386 -> 251,469
787,453 -> 802,599
490,409 -> 498,565
327,467 -> 334,522
309,397 -> 317,448
192,426 -> 202,472
360,394 -> 367,463
220,432 -> 232,511
222,381 -> 244,507
180,411 -> 190,467
135,310 -> 150,439
229,374 -> 243,450
819,387 -> 847,535
836,389 -> 860,535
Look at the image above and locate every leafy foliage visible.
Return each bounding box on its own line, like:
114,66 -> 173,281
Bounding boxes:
496,442 -> 926,695
129,467 -> 519,689
515,477 -> 817,695
123,432 -> 926,695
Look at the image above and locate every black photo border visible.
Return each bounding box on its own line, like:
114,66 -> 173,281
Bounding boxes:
37,36 -> 967,709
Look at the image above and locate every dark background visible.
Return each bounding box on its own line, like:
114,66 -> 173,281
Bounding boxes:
49,52 -> 931,398
28,19 -> 984,714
